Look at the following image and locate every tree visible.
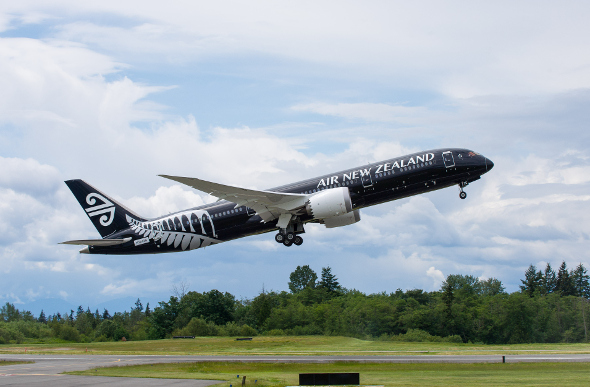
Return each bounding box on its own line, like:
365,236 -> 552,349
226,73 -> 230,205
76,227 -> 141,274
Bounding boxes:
572,263 -> 590,299
318,267 -> 342,294
442,274 -> 481,297
0,302 -> 21,322
250,291 -> 280,328
288,265 -> 318,293
441,279 -> 454,333
201,289 -> 236,326
38,310 -> 47,324
480,278 -> 506,296
102,308 -> 111,320
134,298 -> 143,312
556,261 -> 575,296
149,296 -> 180,339
541,263 -> 557,294
172,280 -> 190,300
520,264 -> 542,297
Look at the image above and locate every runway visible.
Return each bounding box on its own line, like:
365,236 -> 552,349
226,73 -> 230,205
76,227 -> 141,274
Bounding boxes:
2,353 -> 590,386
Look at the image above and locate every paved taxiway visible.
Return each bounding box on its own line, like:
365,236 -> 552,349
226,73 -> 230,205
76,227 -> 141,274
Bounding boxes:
2,353 -> 590,386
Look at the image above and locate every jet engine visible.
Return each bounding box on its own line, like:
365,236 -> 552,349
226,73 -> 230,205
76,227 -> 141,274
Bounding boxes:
322,209 -> 361,228
306,187 -> 353,220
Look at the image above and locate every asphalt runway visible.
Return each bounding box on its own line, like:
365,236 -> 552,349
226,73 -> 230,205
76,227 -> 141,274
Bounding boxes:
2,353 -> 590,386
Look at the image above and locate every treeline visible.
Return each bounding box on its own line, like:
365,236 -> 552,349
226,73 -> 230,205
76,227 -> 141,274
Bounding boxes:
1,263 -> 589,345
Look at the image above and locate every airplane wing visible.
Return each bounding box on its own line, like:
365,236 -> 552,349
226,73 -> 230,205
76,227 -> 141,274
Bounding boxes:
60,238 -> 132,246
159,175 -> 309,226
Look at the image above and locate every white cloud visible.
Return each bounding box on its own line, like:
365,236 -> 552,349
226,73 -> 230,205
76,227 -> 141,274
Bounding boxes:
3,1 -> 590,97
0,156 -> 61,196
292,102 -> 429,124
126,185 -> 206,219
426,267 -> 445,289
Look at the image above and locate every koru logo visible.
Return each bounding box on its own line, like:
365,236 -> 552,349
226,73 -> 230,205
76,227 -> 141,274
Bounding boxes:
85,193 -> 115,227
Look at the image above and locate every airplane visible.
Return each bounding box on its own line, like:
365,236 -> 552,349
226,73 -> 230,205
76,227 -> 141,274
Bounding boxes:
61,148 -> 493,254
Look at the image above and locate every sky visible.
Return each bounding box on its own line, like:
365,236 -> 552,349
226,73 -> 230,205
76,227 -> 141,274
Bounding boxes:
1,1 -> 590,314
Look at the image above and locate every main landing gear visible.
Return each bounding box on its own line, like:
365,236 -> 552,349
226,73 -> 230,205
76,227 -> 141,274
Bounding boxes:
275,221 -> 304,247
275,231 -> 304,247
459,181 -> 468,199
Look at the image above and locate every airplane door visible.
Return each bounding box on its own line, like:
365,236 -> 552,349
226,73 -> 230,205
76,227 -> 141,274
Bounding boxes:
361,173 -> 373,188
442,151 -> 455,168
201,214 -> 214,237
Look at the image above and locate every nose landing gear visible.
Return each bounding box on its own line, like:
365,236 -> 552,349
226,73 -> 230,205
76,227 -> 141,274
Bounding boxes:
459,181 -> 468,199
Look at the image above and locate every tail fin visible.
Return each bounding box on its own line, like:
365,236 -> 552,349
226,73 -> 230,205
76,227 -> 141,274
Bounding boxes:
65,179 -> 146,238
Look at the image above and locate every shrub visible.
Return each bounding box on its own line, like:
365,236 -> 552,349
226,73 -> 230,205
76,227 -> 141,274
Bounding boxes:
59,325 -> 81,342
0,324 -> 25,344
264,329 -> 285,336
388,329 -> 462,343
239,324 -> 258,337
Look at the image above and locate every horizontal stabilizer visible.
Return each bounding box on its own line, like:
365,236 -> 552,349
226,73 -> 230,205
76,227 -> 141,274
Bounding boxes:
60,238 -> 132,246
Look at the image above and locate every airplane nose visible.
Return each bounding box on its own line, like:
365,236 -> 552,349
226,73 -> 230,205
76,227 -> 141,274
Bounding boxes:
486,158 -> 494,171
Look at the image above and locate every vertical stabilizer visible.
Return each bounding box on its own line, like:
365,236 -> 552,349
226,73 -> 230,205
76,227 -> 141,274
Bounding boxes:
65,179 -> 146,238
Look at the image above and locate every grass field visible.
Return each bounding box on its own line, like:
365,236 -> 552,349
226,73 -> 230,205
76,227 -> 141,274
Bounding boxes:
2,336 -> 590,355
0,360 -> 34,366
66,361 -> 590,386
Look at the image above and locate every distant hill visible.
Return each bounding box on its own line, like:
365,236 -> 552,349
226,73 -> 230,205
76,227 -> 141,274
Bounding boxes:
19,298 -> 77,317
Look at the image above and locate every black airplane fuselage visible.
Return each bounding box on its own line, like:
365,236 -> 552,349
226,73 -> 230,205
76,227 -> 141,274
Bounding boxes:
67,148 -> 493,254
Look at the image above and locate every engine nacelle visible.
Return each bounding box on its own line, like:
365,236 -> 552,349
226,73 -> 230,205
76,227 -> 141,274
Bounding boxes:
322,210 -> 361,228
306,187 -> 353,220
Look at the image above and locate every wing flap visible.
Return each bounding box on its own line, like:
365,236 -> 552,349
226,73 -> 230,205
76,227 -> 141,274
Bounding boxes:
159,175 -> 309,221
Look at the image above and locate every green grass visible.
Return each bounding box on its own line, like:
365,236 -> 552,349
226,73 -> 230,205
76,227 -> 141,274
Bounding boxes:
2,336 -> 590,355
66,361 -> 590,386
0,360 -> 34,366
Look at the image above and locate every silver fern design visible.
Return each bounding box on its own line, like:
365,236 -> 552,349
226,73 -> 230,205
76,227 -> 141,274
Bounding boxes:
126,213 -> 218,251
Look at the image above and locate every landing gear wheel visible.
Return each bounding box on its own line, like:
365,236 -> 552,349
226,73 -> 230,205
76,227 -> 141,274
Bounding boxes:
286,232 -> 295,241
275,233 -> 285,243
459,191 -> 467,199
294,236 -> 303,246
283,239 -> 293,247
